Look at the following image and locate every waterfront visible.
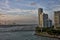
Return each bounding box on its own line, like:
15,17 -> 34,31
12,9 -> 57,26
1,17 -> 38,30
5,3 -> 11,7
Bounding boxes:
0,25 -> 59,40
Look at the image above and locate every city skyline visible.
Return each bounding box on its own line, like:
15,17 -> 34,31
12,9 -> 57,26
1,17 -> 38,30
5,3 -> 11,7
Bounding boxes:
0,0 -> 60,24
38,8 -> 52,27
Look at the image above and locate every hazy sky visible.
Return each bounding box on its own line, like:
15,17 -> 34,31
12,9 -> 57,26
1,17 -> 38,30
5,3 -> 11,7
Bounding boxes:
0,0 -> 60,24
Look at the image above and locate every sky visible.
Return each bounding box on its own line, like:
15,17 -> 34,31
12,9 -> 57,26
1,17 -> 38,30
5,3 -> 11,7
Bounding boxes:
0,0 -> 60,24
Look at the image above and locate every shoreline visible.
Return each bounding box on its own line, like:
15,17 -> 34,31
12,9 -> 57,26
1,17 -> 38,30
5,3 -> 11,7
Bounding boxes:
34,32 -> 60,39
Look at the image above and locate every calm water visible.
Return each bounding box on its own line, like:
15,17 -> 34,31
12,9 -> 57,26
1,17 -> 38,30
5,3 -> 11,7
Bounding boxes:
0,25 -> 59,40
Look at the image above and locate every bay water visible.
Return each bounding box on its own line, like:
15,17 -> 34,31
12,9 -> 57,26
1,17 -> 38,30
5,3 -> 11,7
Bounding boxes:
0,25 -> 59,40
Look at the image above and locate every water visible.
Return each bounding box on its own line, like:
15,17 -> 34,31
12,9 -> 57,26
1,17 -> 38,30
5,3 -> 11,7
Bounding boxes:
0,25 -> 59,40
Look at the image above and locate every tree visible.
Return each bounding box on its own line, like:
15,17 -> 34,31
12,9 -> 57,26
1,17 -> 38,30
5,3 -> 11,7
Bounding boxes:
35,27 -> 41,33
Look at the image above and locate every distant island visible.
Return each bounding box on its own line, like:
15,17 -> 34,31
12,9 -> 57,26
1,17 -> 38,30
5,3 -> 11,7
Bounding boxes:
0,24 -> 37,28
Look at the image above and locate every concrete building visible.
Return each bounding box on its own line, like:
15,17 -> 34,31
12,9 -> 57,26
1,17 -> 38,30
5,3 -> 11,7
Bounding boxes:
38,8 -> 43,27
38,8 -> 52,28
54,11 -> 60,29
43,13 -> 52,27
47,19 -> 52,27
43,13 -> 48,27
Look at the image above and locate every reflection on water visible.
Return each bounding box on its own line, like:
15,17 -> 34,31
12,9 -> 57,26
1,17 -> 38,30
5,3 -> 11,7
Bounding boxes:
0,25 -> 59,40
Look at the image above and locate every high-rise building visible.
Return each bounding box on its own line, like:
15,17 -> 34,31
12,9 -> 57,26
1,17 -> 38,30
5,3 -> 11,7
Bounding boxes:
47,19 -> 52,27
54,11 -> 60,29
38,8 -> 52,27
38,8 -> 43,27
43,13 -> 48,27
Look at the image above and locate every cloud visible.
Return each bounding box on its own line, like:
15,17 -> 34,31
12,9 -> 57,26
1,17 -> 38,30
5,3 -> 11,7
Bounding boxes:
30,2 -> 37,5
0,2 -> 38,24
0,0 -> 11,10
0,0 -> 38,24
0,0 -> 60,24
52,5 -> 60,11
16,0 -> 23,1
0,8 -> 38,15
0,14 -> 38,24
5,0 -> 10,9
